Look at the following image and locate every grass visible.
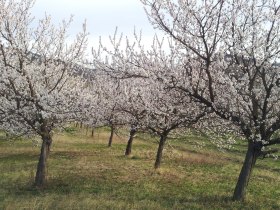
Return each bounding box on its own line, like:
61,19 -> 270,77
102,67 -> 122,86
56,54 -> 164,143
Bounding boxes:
0,126 -> 280,209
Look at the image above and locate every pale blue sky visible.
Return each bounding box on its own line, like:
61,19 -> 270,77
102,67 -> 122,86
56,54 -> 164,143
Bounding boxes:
31,0 -> 158,48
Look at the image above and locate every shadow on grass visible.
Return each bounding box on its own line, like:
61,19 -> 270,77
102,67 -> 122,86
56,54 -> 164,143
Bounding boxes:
4,174 -> 278,210
0,153 -> 38,163
9,174 -> 110,197
50,151 -> 85,159
50,149 -> 104,159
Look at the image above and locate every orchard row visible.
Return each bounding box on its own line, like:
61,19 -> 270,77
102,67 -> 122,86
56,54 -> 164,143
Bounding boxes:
1,0 -> 280,202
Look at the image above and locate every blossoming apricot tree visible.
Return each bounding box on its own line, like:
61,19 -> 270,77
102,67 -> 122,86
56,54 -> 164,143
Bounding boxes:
0,0 -> 88,187
141,0 -> 280,201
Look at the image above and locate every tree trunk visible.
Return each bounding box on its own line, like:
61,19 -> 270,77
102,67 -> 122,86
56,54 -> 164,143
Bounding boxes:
232,141 -> 260,201
91,128 -> 95,138
35,133 -> 52,187
35,122 -> 52,188
108,124 -> 115,147
154,134 -> 168,169
125,127 -> 137,156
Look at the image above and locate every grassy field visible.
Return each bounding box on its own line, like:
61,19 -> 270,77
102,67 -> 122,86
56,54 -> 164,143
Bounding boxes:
1,126 -> 280,210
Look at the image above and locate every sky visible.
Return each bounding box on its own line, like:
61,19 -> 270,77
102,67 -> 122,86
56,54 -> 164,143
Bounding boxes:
31,0 -> 160,50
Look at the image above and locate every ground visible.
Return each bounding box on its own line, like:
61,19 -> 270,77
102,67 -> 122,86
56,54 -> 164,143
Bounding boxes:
0,126 -> 280,209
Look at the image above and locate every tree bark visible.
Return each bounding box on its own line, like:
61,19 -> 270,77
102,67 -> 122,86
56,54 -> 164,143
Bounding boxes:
125,127 -> 137,156
91,128 -> 95,138
154,134 -> 168,169
108,124 -> 115,147
232,141 -> 260,201
35,122 -> 52,188
35,133 -> 52,187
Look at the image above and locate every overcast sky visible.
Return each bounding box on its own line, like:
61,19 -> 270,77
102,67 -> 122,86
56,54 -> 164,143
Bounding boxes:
31,0 -> 160,49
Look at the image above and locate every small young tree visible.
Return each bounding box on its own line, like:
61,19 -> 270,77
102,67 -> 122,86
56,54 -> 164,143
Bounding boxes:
114,78 -> 148,156
0,0 -> 88,187
142,79 -> 205,169
91,71 -> 126,147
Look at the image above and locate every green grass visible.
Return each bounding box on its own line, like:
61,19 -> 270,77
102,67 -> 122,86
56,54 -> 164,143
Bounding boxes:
1,126 -> 280,209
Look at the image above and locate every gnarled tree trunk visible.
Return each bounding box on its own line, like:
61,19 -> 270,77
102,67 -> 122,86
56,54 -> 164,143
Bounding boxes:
125,127 -> 137,156
232,141 -> 260,201
154,133 -> 168,169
